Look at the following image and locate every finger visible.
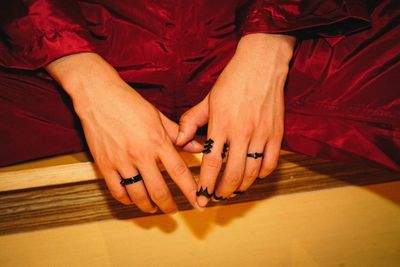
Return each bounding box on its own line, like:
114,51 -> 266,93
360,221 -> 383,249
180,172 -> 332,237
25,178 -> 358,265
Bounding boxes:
137,158 -> 178,214
158,141 -> 204,211
234,137 -> 266,194
159,111 -> 203,153
176,97 -> 209,146
118,164 -> 158,213
214,137 -> 248,200
101,168 -> 133,205
182,140 -> 204,153
259,137 -> 282,179
159,111 -> 180,142
197,134 -> 226,208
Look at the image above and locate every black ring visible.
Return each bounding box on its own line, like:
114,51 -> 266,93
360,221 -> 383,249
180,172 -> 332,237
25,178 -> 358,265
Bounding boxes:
120,173 -> 143,186
202,138 -> 214,154
196,186 -> 213,198
213,192 -> 228,201
246,152 -> 264,159
221,143 -> 229,159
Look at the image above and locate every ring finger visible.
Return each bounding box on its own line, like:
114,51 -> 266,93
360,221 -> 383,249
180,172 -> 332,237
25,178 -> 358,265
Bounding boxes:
213,136 -> 248,200
234,137 -> 266,194
118,164 -> 158,213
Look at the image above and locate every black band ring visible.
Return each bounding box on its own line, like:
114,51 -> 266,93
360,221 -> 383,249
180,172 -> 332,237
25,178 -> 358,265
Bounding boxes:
221,143 -> 229,159
120,173 -> 143,186
202,138 -> 214,154
246,152 -> 264,159
196,186 -> 213,198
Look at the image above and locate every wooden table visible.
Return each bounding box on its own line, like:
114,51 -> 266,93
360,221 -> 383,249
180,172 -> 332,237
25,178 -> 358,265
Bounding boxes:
1,136 -> 398,235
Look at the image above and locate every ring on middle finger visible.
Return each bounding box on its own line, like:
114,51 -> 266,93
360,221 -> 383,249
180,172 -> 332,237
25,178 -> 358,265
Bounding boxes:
202,138 -> 229,159
221,143 -> 229,159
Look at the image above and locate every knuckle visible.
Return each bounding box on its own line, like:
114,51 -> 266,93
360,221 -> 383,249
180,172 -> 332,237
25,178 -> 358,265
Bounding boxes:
94,156 -> 112,171
260,162 -> 278,177
110,189 -> 129,204
112,154 -> 127,167
133,192 -> 148,205
245,168 -> 259,181
242,128 -> 253,140
204,155 -> 222,169
226,175 -> 242,186
179,112 -> 190,123
150,187 -> 170,202
171,162 -> 188,177
127,146 -> 141,159
148,130 -> 168,147
235,127 -> 252,141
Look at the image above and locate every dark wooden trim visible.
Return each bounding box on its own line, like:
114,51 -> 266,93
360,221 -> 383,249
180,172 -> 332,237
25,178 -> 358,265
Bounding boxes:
0,152 -> 398,235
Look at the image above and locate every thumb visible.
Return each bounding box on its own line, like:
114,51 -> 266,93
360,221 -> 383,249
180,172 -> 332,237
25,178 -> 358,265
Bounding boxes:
159,111 -> 203,153
176,97 -> 209,146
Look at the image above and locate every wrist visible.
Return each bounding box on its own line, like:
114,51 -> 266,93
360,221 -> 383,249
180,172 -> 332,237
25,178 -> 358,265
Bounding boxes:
45,52 -> 122,98
236,33 -> 296,64
45,52 -> 126,113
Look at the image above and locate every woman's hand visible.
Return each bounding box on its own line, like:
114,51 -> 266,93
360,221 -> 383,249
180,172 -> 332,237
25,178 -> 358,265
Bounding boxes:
176,33 -> 295,208
46,53 -> 203,213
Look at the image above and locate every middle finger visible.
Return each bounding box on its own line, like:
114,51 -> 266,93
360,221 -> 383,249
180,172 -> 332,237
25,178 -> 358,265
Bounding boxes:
118,164 -> 158,213
213,137 -> 248,200
138,159 -> 178,214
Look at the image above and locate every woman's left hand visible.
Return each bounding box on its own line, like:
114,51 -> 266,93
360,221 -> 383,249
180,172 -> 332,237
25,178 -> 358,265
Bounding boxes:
176,33 -> 295,208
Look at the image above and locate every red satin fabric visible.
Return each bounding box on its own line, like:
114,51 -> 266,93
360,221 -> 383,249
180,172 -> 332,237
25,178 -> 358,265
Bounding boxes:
0,0 -> 399,171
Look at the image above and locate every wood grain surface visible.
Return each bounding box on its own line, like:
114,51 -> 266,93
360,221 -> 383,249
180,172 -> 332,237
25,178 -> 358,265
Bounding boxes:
1,152 -> 398,235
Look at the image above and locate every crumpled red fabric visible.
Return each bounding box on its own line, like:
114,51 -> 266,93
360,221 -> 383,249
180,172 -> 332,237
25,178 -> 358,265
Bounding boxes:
0,0 -> 398,172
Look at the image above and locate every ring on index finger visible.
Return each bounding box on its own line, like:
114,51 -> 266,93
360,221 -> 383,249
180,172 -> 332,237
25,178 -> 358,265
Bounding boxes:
202,138 -> 229,159
202,138 -> 214,154
120,173 -> 143,186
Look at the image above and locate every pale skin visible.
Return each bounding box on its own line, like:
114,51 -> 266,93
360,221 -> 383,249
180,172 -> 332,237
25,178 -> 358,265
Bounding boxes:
176,33 -> 295,207
45,33 -> 295,213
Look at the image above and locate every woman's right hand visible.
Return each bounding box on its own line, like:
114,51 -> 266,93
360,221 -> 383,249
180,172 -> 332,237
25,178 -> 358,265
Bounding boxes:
46,53 -> 203,213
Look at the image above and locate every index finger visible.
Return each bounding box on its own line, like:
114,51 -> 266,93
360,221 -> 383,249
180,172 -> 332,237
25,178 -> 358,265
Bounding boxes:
196,136 -> 227,208
158,140 -> 204,211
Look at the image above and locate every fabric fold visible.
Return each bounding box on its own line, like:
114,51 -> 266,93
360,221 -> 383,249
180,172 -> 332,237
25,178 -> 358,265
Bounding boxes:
0,0 -> 94,70
240,0 -> 371,45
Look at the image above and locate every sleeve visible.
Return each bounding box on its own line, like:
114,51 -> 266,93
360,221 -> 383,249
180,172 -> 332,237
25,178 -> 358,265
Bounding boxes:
239,0 -> 371,45
0,0 -> 95,70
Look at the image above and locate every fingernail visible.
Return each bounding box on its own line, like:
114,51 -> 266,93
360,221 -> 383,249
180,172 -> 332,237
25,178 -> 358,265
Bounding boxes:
176,132 -> 184,145
149,207 -> 158,214
191,140 -> 203,149
193,202 -> 205,212
197,195 -> 209,208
